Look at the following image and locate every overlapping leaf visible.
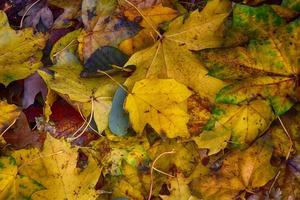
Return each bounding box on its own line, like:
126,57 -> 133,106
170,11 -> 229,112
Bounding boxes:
12,134 -> 101,200
0,11 -> 45,86
0,156 -> 44,199
192,137 -> 277,200
199,4 -> 300,115
124,0 -> 231,101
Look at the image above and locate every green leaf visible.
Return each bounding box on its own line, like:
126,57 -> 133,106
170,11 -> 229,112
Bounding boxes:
281,0 -> 300,12
232,4 -> 285,38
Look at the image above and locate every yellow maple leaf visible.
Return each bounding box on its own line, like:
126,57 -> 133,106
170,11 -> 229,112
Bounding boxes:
12,134 -> 101,200
124,0 -> 231,101
0,11 -> 45,86
125,79 -> 192,138
0,156 -> 45,200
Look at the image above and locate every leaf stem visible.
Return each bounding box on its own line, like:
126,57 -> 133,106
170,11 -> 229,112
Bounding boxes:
148,149 -> 176,200
277,116 -> 293,160
20,0 -> 42,29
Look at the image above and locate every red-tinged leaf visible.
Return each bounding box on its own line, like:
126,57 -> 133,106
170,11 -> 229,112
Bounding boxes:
3,112 -> 44,149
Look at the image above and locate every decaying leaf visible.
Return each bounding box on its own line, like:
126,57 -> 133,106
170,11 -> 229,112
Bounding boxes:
191,137 -> 277,199
125,79 -> 192,138
12,134 -> 101,200
196,100 -> 274,152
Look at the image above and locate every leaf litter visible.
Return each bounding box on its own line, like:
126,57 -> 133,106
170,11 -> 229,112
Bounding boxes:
0,0 -> 300,199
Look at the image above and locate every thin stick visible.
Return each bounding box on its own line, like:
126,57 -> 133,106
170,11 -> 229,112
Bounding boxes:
277,117 -> 293,160
52,39 -> 76,58
69,99 -> 94,141
97,70 -> 129,94
0,119 -> 17,138
123,0 -> 163,39
76,104 -> 101,136
268,170 -> 281,194
20,0 -> 41,29
153,166 -> 175,178
148,150 -> 176,200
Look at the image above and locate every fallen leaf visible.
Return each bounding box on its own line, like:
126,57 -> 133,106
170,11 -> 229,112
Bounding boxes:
202,100 -> 274,149
12,134 -> 101,200
79,0 -> 140,61
160,174 -> 198,200
0,101 -> 21,134
193,127 -> 231,155
0,156 -> 45,199
3,112 -> 41,149
40,30 -> 125,134
124,0 -> 231,101
22,72 -> 48,109
48,0 -> 82,28
109,87 -> 130,136
191,136 -> 277,199
199,4 -> 300,115
0,11 -> 45,86
125,79 -> 192,138
19,0 -> 53,32
119,3 -> 178,55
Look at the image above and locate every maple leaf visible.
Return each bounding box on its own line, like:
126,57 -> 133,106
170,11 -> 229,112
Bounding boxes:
125,79 -> 192,138
0,11 -> 45,86
194,100 -> 274,153
0,156 -> 45,199
124,0 -> 231,101
12,134 -> 101,200
0,101 -> 21,135
191,136 -> 277,200
199,4 -> 300,115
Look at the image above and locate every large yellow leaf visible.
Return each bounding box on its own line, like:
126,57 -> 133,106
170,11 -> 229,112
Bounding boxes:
124,0 -> 231,101
0,101 -> 21,134
125,79 -> 192,138
0,11 -> 45,86
12,134 -> 101,200
0,156 -> 45,200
